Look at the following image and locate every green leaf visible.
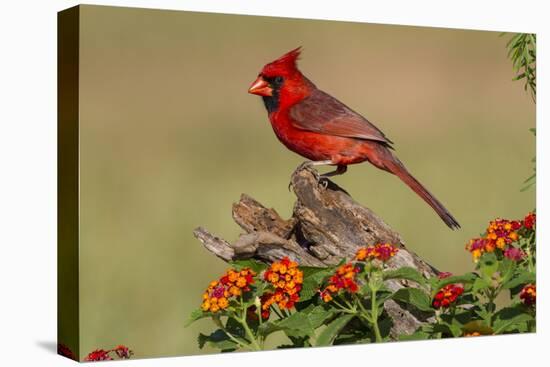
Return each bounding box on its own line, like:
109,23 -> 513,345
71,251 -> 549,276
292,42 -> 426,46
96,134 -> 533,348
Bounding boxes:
299,266 -> 334,302
502,272 -> 535,290
305,305 -> 336,329
472,277 -> 491,294
259,311 -> 315,339
498,258 -> 517,285
433,273 -> 478,291
257,320 -> 281,338
315,314 -> 355,346
479,252 -> 498,280
432,323 -> 459,337
398,329 -> 431,341
493,306 -> 535,334
392,287 -> 432,312
383,267 -> 426,285
185,309 -> 208,327
198,329 -> 240,351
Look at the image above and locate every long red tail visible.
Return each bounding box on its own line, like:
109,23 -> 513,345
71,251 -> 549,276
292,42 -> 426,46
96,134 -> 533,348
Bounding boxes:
386,158 -> 460,229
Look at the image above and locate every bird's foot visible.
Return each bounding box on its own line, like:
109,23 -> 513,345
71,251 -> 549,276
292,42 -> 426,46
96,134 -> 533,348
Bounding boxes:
289,160 -> 335,191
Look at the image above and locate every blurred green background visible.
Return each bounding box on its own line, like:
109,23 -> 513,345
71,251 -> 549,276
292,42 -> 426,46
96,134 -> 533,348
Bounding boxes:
75,5 -> 535,359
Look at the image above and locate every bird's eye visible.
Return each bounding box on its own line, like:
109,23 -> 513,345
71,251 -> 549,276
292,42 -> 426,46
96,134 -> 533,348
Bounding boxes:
274,76 -> 284,84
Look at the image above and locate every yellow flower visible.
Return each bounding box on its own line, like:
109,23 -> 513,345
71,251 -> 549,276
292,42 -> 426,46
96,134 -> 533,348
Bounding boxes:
229,286 -> 241,297
286,280 -> 296,290
236,277 -> 248,288
218,297 -> 229,309
228,271 -> 238,283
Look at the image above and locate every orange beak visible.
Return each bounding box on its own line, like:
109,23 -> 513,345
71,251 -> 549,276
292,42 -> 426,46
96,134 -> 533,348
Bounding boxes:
248,76 -> 273,97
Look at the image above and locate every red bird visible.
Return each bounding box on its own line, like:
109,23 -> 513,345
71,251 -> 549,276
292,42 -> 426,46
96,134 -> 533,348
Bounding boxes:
248,47 -> 460,229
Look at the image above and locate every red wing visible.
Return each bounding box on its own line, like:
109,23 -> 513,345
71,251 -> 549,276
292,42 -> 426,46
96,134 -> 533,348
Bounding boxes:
289,89 -> 393,145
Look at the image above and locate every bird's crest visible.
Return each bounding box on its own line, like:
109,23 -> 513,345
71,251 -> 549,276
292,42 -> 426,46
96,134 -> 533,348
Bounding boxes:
261,47 -> 302,76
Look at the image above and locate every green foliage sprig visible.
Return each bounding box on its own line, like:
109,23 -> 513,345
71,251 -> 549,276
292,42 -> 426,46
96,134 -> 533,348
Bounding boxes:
503,33 -> 536,101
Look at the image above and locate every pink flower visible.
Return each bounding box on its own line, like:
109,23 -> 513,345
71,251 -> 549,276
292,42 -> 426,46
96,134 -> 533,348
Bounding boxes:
504,247 -> 525,261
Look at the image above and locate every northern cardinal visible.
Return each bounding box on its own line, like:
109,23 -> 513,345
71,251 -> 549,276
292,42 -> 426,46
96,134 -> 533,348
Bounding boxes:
248,47 -> 460,229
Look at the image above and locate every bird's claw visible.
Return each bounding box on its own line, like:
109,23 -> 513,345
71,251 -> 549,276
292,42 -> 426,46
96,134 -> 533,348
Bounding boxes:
318,177 -> 329,189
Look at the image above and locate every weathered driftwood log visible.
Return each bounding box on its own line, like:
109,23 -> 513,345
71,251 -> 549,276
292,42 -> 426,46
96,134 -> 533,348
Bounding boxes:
193,165 -> 437,338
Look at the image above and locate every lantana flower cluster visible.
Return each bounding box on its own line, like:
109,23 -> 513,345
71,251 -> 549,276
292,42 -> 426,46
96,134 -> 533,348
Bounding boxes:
355,243 -> 399,262
201,268 -> 256,313
320,263 -> 360,302
520,283 -> 536,306
84,345 -> 133,362
261,257 -> 303,316
320,244 -> 398,303
465,213 -> 535,261
432,284 -> 464,309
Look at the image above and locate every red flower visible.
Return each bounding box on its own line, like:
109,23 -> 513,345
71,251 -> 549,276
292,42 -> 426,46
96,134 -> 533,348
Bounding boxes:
523,212 -> 536,230
520,284 -> 536,306
85,349 -> 113,361
432,284 -> 464,309
438,272 -> 453,279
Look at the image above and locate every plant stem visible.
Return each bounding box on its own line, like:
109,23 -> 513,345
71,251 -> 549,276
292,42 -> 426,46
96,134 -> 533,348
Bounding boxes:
332,298 -> 356,314
239,316 -> 262,351
485,289 -> 496,327
238,297 -> 262,351
212,316 -> 250,350
272,306 -> 284,320
370,288 -> 383,343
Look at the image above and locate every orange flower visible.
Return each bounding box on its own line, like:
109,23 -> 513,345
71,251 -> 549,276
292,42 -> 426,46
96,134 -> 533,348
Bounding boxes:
355,243 -> 398,262
320,263 -> 360,303
263,257 -> 303,310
